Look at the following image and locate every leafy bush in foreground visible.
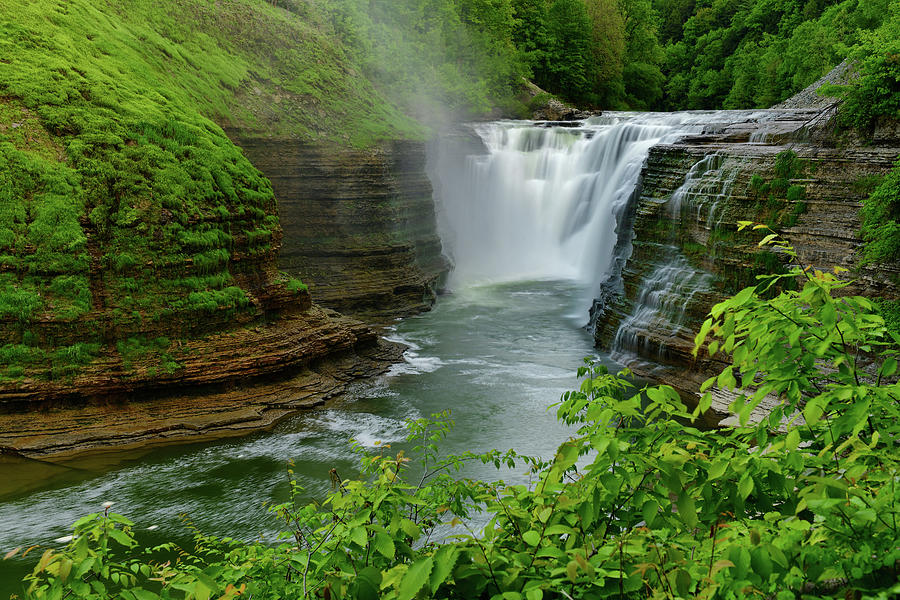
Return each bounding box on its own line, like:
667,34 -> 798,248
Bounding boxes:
14,232 -> 900,599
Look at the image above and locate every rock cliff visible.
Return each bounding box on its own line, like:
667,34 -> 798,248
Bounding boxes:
594,102 -> 899,418
231,135 -> 449,321
0,0 -> 453,457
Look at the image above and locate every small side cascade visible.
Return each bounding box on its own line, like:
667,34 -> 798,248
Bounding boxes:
669,152 -> 743,230
609,252 -> 712,363
609,154 -> 720,365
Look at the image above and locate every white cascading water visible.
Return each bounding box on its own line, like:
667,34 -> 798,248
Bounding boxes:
431,110 -> 791,338
434,114 -> 706,313
608,153 -> 721,363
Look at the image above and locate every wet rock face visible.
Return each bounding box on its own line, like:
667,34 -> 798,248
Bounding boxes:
595,111 -> 899,414
231,135 -> 450,322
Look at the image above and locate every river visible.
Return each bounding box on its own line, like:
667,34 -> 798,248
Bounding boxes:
0,278 -> 611,594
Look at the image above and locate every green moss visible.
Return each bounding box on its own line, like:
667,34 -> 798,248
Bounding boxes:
286,278 -> 308,294
876,299 -> 900,336
116,336 -> 180,373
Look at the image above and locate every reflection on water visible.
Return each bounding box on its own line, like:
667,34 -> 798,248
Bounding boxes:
0,279 -> 616,594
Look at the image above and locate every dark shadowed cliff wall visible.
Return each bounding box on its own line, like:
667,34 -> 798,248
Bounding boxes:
232,135 -> 449,321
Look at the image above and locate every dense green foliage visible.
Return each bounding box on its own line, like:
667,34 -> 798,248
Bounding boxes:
658,0 -> 894,110
15,232 -> 900,598
860,159 -> 900,265
498,0 -> 897,113
835,5 -> 900,130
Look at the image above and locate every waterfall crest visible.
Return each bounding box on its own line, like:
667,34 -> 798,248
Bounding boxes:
433,117 -> 683,308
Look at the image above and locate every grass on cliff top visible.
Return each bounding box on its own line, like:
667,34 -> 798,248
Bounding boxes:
0,0 -> 351,380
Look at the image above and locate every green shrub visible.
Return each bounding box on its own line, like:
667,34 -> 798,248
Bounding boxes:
786,184 -> 806,202
112,253 -> 139,273
0,278 -> 43,321
876,299 -> 900,335
860,159 -> 900,264
48,275 -> 92,315
748,173 -> 764,192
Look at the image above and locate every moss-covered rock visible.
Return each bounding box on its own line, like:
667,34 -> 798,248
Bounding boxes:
0,0 -> 427,391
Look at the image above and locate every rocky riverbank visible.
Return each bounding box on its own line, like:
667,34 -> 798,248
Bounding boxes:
0,302 -> 404,458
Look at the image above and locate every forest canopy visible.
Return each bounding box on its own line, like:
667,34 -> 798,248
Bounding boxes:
342,0 -> 897,116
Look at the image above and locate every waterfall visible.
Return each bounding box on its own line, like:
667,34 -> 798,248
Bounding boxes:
431,114 -> 705,316
428,110 -> 795,335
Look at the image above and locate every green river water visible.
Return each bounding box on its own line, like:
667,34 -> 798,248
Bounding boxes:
0,279 -> 620,594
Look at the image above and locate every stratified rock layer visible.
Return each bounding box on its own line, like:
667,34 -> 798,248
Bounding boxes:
0,301 -> 404,456
232,135 -> 450,321
595,106 -> 899,418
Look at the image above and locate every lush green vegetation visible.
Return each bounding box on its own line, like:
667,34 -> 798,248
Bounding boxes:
0,0 -> 341,379
747,150 -> 810,230
15,232 -> 900,598
498,0 -> 899,112
860,158 -> 900,266
656,0 -> 895,111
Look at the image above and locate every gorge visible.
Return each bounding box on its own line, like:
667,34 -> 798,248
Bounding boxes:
3,0 -> 899,593
3,84 -> 898,592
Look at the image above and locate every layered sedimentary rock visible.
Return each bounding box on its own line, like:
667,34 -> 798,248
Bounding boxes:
232,135 -> 450,321
594,103 -> 899,417
0,299 -> 404,456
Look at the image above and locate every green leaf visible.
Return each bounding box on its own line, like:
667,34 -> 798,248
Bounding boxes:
731,286 -> 756,306
526,589 -> 543,600
803,398 -> 825,425
397,557 -> 433,600
641,500 -> 658,526
429,545 -> 458,593
108,514 -> 134,526
556,441 -> 579,469
693,319 -> 713,356
522,530 -> 541,547
739,474 -> 754,500
108,528 -> 136,548
130,588 -> 160,600
708,460 -> 727,480
676,493 -> 697,528
354,566 -> 382,600
350,526 -> 367,548
758,233 -> 779,247
785,429 -> 800,451
675,568 -> 692,596
373,532 -> 395,560
881,357 -> 898,377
